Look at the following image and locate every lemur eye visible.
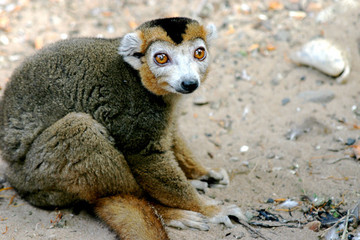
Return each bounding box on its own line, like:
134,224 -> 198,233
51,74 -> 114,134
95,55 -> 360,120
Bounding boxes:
154,53 -> 169,65
194,47 -> 206,61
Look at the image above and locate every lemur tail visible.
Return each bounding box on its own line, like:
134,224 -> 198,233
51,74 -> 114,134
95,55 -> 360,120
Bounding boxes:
94,195 -> 169,240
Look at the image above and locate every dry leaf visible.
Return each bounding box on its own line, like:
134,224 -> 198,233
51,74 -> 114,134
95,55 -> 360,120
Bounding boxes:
128,21 -> 138,29
269,1 -> 284,10
102,11 -> 113,17
248,43 -> 259,52
289,11 -> 307,20
266,44 -> 276,51
226,24 -> 235,35
34,36 -> 44,50
0,16 -> 10,32
307,2 -> 322,12
351,142 -> 360,160
306,221 -> 321,232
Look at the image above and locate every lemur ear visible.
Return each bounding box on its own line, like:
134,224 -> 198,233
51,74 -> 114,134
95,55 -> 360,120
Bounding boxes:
118,32 -> 143,70
205,23 -> 217,44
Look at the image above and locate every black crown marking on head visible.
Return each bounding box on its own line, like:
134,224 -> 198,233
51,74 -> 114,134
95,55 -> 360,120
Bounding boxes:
140,17 -> 198,44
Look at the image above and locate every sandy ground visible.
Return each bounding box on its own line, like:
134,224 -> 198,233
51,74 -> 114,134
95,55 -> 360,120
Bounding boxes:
0,0 -> 360,239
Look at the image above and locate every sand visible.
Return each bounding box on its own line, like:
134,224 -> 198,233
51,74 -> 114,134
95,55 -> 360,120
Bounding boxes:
0,0 -> 359,239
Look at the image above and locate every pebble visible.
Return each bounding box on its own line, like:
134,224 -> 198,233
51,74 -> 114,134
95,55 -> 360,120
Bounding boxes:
235,232 -> 245,239
9,55 -> 21,62
274,29 -> 291,42
306,221 -> 321,232
193,95 -> 209,105
271,73 -> 284,86
0,34 -> 9,45
240,145 -> 249,153
266,152 -> 275,159
281,97 -> 290,106
297,90 -> 335,104
229,156 -> 240,162
346,138 -> 356,146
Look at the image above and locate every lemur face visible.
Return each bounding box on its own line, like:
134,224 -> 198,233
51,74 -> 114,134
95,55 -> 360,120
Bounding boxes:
119,17 -> 216,96
145,38 -> 209,94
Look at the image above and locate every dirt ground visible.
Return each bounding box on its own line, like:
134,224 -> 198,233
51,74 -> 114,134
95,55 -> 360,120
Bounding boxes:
0,0 -> 359,239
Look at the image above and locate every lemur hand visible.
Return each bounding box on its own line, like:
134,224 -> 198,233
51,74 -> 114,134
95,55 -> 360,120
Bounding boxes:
165,210 -> 209,231
191,168 -> 229,192
208,204 -> 247,227
198,196 -> 247,228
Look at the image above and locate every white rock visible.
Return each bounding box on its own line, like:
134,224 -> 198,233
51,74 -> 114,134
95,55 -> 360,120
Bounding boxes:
290,38 -> 350,83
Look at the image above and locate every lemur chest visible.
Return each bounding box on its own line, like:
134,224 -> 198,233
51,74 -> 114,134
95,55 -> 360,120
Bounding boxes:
93,95 -> 173,155
116,109 -> 171,154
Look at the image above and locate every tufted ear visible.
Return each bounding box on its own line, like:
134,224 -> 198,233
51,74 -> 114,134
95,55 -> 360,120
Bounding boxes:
118,32 -> 143,70
205,23 -> 217,45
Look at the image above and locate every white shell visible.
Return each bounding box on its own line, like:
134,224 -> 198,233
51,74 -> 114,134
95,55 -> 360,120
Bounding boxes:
290,38 -> 350,83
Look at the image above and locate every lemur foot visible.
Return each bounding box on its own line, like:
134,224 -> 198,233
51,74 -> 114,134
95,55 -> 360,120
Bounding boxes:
166,210 -> 209,231
191,168 -> 229,192
208,204 -> 247,228
158,207 -> 209,231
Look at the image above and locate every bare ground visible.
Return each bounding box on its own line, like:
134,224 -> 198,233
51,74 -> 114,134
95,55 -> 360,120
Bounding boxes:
0,0 -> 359,239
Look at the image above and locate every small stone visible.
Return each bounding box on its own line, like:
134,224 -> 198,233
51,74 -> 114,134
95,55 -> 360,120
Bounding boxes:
193,95 -> 209,105
229,157 -> 240,162
235,232 -> 245,239
306,221 -> 321,232
240,145 -> 249,153
266,153 -> 275,159
9,55 -> 21,62
274,29 -> 291,42
281,98 -> 290,106
297,90 -> 335,104
0,35 -> 9,45
346,138 -> 356,146
266,198 -> 275,203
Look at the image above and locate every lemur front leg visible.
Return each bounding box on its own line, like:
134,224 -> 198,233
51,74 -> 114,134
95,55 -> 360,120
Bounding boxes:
172,131 -> 229,192
127,145 -> 246,230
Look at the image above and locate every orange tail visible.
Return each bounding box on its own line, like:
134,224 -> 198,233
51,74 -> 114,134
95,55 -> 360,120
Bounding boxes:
94,195 -> 169,240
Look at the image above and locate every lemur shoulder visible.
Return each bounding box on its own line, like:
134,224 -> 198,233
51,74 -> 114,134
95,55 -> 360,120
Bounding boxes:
0,17 -> 245,240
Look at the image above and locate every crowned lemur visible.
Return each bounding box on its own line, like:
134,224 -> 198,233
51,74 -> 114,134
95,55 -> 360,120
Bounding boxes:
0,17 -> 245,240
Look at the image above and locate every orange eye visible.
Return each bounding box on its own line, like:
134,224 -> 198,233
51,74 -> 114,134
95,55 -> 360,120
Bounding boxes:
194,47 -> 206,60
154,53 -> 169,65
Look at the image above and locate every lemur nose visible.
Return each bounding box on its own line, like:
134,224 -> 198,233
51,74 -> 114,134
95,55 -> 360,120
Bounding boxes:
181,79 -> 199,93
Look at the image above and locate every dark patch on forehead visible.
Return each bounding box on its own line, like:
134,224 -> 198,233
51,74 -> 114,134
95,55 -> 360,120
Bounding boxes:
139,17 -> 198,44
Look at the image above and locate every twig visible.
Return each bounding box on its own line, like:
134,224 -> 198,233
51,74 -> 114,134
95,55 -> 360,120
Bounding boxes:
328,157 -> 352,164
341,210 -> 350,240
320,212 -> 355,238
249,221 -> 300,229
238,219 -> 272,240
0,187 -> 13,192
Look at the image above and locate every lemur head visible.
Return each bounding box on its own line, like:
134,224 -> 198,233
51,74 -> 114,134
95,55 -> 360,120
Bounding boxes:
119,17 -> 216,95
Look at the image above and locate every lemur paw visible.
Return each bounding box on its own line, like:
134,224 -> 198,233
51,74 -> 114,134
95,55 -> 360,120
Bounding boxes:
208,204 -> 247,228
165,210 -> 209,231
190,179 -> 209,192
198,168 -> 230,189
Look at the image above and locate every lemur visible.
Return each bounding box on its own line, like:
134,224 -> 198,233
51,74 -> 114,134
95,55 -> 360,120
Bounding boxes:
0,17 -> 245,239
